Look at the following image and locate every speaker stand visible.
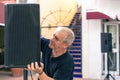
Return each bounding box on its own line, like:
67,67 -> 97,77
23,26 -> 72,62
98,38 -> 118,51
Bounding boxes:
104,74 -> 115,80
23,69 -> 28,80
104,52 -> 115,80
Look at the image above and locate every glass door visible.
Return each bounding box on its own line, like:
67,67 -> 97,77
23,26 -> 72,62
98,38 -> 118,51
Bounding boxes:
103,23 -> 119,75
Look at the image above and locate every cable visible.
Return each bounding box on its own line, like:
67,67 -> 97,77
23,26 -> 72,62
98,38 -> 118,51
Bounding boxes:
30,71 -> 33,80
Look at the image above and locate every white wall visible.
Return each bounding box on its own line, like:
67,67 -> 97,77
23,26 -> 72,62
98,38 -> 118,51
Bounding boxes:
86,0 -> 120,19
82,18 -> 102,79
82,0 -> 120,79
88,20 -> 102,79
27,0 -> 38,3
16,0 -> 38,3
82,1 -> 102,79
97,0 -> 120,19
82,0 -> 90,78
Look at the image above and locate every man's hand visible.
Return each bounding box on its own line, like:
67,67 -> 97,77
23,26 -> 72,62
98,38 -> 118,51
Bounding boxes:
25,62 -> 44,75
25,62 -> 54,80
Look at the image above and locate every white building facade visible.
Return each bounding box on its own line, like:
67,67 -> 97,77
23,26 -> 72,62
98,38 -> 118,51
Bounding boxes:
82,0 -> 120,79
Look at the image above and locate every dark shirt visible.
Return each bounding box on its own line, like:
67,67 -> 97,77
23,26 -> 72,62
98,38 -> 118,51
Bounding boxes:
41,37 -> 74,80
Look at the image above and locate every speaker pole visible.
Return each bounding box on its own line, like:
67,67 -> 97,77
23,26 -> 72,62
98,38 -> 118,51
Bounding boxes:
23,69 -> 28,80
104,52 -> 115,80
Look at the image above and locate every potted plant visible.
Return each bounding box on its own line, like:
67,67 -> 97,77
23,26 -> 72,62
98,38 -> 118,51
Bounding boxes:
11,68 -> 22,77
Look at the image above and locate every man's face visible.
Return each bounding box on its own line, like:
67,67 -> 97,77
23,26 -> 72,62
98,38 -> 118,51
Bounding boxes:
49,31 -> 67,50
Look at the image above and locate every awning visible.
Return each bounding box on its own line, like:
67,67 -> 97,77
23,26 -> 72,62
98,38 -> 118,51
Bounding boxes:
0,1 -> 16,24
87,11 -> 111,19
0,2 -> 4,23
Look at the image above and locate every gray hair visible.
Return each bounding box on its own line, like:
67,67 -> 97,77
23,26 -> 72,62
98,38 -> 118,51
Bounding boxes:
56,26 -> 75,46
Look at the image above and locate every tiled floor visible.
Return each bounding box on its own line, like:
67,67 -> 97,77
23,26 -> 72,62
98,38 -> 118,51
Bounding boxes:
0,71 -> 38,80
0,70 -> 120,80
0,70 -> 96,80
0,70 -> 83,80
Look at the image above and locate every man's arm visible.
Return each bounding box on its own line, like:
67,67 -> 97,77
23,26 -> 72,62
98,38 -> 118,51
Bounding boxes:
38,71 -> 54,80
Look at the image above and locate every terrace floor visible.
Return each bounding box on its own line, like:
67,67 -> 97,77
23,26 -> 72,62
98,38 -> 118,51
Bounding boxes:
0,67 -> 120,80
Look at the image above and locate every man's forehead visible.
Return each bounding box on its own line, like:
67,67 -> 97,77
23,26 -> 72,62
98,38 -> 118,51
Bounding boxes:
53,31 -> 66,39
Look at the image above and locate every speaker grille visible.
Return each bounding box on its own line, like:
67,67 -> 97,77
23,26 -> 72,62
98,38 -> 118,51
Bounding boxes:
101,33 -> 112,53
4,4 -> 40,68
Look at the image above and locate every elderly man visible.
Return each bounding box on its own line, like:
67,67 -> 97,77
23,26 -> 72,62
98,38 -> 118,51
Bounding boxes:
26,27 -> 75,80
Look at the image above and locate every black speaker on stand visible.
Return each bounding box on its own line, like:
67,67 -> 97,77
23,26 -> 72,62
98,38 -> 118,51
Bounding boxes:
101,33 -> 115,80
5,4 -> 40,80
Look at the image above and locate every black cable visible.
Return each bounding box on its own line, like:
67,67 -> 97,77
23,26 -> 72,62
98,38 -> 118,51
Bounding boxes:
30,71 -> 33,80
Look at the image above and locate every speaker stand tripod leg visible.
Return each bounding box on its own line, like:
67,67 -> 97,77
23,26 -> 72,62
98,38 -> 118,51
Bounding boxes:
104,74 -> 109,80
109,74 -> 115,80
104,74 -> 115,80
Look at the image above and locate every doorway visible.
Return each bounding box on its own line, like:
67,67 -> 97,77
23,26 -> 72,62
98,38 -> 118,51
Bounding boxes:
103,22 -> 120,76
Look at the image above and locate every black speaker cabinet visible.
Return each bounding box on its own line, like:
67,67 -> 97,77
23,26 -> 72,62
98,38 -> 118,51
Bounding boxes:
101,33 -> 112,53
4,4 -> 40,68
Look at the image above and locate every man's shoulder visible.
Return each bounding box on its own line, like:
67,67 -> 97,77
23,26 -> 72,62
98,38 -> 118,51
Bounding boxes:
41,37 -> 50,43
